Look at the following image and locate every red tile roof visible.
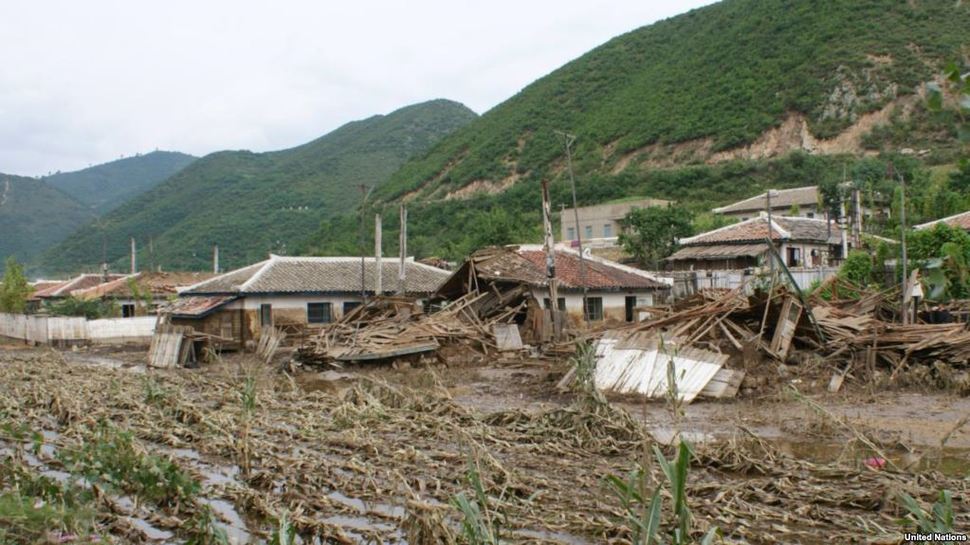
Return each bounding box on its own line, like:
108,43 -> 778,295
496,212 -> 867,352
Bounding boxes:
472,246 -> 668,290
32,274 -> 129,299
72,271 -> 216,300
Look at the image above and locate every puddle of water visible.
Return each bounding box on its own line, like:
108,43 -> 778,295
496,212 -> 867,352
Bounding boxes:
516,528 -> 594,545
126,516 -> 174,541
321,514 -> 396,533
63,352 -> 145,373
327,490 -> 405,519
775,440 -> 970,476
200,497 -> 251,545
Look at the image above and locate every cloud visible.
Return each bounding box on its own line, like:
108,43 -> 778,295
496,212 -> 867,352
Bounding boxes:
0,0 -> 715,176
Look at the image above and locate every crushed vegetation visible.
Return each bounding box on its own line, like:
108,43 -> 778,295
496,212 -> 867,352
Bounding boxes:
0,346 -> 967,544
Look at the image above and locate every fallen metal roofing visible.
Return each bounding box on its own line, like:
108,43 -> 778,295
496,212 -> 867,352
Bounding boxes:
163,295 -> 237,318
593,333 -> 729,403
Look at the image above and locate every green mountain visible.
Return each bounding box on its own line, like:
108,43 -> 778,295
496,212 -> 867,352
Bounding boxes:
0,174 -> 96,264
46,151 -> 197,213
37,99 -> 477,273
302,0 -> 969,260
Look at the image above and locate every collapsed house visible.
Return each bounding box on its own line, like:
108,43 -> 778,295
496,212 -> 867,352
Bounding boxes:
162,255 -> 450,349
71,271 -> 215,317
667,215 -> 843,271
436,245 -> 671,327
27,273 -> 129,312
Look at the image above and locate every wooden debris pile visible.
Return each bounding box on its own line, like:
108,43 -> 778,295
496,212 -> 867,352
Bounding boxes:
297,292 -> 527,365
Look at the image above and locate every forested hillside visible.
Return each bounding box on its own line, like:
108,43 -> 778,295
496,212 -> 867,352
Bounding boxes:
0,174 -> 95,264
46,151 -> 197,213
36,100 -> 477,274
302,0 -> 969,260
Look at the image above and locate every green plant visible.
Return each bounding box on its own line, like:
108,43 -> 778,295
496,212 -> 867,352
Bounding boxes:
605,441 -> 718,545
185,503 -> 230,545
619,205 -> 695,269
0,257 -> 32,313
269,510 -> 297,545
0,460 -> 99,543
838,251 -> 874,287
143,376 -> 170,405
44,295 -> 117,319
451,456 -> 505,545
897,490 -> 955,536
57,421 -> 199,508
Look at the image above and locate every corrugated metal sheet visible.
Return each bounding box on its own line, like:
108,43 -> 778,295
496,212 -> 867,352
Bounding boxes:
593,334 -> 728,403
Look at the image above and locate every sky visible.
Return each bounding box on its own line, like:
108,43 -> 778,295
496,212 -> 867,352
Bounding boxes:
1,0 -> 716,177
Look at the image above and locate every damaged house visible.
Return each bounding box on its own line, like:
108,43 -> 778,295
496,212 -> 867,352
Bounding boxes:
71,271 -> 216,317
666,215 -> 843,271
437,245 -> 671,327
164,255 -> 450,348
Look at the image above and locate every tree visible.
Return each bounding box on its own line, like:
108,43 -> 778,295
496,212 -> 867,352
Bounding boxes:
618,206 -> 694,269
0,257 -> 32,313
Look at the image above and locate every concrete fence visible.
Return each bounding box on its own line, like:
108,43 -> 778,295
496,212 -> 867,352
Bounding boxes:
0,313 -> 156,346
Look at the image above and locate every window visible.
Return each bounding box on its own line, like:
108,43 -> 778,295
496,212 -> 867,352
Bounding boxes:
342,301 -> 361,315
307,302 -> 332,324
566,227 -> 575,240
584,225 -> 593,239
121,303 -> 136,318
259,304 -> 272,327
543,297 -> 566,311
603,224 -> 613,238
806,212 -> 815,219
584,297 -> 603,321
787,247 -> 801,267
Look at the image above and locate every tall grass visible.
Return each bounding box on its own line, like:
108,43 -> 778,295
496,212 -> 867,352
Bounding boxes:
452,455 -> 505,545
606,441 -> 718,545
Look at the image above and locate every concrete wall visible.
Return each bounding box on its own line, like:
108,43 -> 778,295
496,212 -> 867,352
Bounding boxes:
530,288 -> 656,325
560,199 -> 670,242
0,313 -> 155,345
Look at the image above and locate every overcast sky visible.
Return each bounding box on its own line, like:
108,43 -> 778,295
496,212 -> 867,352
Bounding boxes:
1,1 -> 716,177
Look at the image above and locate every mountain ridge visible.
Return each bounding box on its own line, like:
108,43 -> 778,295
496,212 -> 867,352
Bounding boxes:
36,99 -> 478,274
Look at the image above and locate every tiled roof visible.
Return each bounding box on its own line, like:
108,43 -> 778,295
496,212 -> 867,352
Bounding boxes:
32,274 -> 129,299
914,210 -> 970,232
163,295 -> 237,318
72,271 -> 217,300
712,186 -> 818,214
471,245 -> 669,290
182,255 -> 450,295
667,243 -> 769,261
679,216 -> 840,246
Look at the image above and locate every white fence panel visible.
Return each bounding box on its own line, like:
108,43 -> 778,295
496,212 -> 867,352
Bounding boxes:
87,317 -> 156,344
0,313 -> 27,339
48,317 -> 87,343
25,316 -> 49,344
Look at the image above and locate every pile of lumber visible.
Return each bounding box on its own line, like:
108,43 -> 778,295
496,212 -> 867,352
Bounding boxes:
297,292 -> 525,365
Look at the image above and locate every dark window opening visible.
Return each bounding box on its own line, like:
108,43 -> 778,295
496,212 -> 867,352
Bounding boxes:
543,297 -> 566,311
259,304 -> 272,327
121,303 -> 136,318
342,301 -> 362,315
786,247 -> 801,267
584,297 -> 603,321
307,302 -> 332,324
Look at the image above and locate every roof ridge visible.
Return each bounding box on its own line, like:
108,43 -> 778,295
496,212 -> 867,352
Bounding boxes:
914,209 -> 970,230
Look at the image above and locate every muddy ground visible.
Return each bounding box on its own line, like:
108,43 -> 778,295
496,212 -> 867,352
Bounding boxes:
0,341 -> 968,544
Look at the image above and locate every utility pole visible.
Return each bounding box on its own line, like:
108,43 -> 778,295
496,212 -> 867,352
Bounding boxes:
854,187 -> 864,248
899,171 -> 909,325
374,213 -> 382,296
766,189 -> 774,276
398,204 -> 408,295
213,244 -> 219,274
557,130 -> 589,325
541,180 -> 559,337
130,237 -> 137,274
358,184 -> 373,300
